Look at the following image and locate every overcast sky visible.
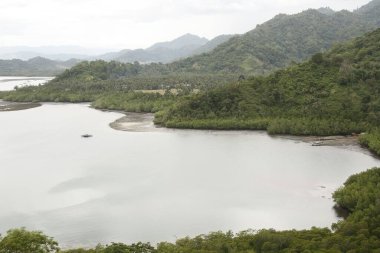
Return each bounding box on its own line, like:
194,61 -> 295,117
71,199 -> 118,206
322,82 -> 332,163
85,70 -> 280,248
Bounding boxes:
0,0 -> 372,50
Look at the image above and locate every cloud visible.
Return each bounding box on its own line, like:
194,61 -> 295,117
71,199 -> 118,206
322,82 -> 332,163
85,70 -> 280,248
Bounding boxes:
0,0 -> 373,49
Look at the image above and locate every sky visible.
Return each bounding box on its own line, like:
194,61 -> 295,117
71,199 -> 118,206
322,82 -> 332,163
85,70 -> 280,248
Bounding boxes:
0,0 -> 373,51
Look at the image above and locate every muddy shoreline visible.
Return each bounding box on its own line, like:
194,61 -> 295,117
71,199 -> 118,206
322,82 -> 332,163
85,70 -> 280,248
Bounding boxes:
0,100 -> 41,111
109,112 -> 362,147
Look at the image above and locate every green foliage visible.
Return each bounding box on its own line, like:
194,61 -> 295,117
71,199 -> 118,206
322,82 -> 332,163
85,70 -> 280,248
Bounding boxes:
160,29 -> 380,136
92,92 -> 175,113
61,242 -> 155,253
0,228 -> 59,253
165,6 -> 380,75
359,128 -> 380,156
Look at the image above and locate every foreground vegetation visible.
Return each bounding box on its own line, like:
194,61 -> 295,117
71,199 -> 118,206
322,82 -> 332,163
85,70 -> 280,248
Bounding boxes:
1,167 -> 380,252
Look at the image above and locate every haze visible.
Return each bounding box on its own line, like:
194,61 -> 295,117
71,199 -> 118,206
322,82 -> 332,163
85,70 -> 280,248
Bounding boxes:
0,0 -> 372,51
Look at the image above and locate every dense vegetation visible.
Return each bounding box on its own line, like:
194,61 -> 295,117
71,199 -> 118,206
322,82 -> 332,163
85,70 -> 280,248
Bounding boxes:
360,129 -> 380,156
0,57 -> 78,76
1,167 -> 379,252
0,59 -> 237,112
158,28 -> 380,140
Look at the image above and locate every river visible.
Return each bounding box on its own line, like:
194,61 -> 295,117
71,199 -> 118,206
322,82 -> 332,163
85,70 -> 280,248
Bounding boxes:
1,75 -> 379,246
1,102 -> 380,248
0,76 -> 53,91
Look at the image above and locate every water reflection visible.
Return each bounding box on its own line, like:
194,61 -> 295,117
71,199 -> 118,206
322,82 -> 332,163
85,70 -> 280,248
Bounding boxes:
0,103 -> 379,248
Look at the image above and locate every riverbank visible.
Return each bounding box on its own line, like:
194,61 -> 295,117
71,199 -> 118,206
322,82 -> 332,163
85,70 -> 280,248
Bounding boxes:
0,100 -> 41,111
109,112 -> 161,132
110,111 -> 364,149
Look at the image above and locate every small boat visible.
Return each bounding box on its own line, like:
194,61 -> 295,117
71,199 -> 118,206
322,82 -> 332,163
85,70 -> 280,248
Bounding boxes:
81,134 -> 93,138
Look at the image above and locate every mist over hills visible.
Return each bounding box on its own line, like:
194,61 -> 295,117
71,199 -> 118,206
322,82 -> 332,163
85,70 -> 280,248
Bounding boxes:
0,45 -> 113,61
96,33 -> 235,63
0,57 -> 79,76
0,34 -> 234,76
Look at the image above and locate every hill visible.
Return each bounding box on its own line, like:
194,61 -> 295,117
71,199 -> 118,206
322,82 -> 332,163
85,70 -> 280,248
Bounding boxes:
97,34 -> 235,64
0,57 -> 79,76
167,2 -> 380,75
158,28 -> 380,138
356,0 -> 380,26
48,0 -> 380,81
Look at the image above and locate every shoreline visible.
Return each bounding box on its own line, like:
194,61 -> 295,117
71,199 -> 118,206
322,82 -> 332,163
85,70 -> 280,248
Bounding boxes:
0,100 -> 41,111
108,111 -> 364,148
0,101 -> 370,155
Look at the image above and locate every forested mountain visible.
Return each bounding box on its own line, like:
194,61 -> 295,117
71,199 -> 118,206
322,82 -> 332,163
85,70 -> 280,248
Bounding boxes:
356,0 -> 380,26
148,33 -> 208,50
0,57 -> 79,76
158,28 -> 380,138
166,1 -> 380,75
191,34 -> 236,55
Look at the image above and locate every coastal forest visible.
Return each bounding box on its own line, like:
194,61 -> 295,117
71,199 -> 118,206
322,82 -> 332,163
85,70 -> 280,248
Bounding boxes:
1,1 -> 380,252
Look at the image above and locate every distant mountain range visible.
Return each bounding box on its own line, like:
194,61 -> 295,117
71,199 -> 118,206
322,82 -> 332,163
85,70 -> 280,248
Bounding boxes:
0,46 -> 113,61
0,57 -> 79,76
0,34 -> 235,76
95,34 -> 235,63
0,34 -> 235,64
1,0 -> 380,77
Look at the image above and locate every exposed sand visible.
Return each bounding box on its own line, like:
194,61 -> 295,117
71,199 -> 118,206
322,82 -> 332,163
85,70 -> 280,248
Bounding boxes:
109,113 -> 362,148
109,112 -> 163,132
0,100 -> 41,111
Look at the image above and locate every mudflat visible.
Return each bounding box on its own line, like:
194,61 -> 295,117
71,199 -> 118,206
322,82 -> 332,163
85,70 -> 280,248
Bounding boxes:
0,100 -> 41,111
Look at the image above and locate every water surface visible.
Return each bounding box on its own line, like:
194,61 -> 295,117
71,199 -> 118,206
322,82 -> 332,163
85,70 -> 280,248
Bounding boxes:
0,103 -> 379,248
0,76 -> 53,91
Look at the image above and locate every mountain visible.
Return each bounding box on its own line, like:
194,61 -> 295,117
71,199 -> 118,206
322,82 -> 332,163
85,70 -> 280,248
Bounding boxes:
0,46 -> 112,61
97,34 -> 231,64
167,0 -> 380,75
0,57 -> 79,76
355,0 -> 380,26
147,33 -> 208,50
191,34 -> 237,55
97,34 -> 209,63
158,28 -> 380,136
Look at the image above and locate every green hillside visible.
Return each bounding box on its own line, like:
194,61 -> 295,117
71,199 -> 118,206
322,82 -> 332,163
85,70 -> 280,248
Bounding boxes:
157,28 -> 380,153
167,6 -> 379,75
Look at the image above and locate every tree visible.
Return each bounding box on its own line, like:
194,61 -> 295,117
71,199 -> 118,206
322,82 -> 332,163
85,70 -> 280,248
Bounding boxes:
0,228 -> 59,253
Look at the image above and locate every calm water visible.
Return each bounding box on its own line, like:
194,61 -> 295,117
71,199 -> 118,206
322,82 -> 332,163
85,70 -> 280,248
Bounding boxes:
0,76 -> 53,91
1,102 -> 380,248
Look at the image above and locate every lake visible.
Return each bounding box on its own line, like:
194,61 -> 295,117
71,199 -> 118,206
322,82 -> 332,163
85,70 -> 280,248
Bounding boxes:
1,102 -> 380,248
0,76 -> 53,91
